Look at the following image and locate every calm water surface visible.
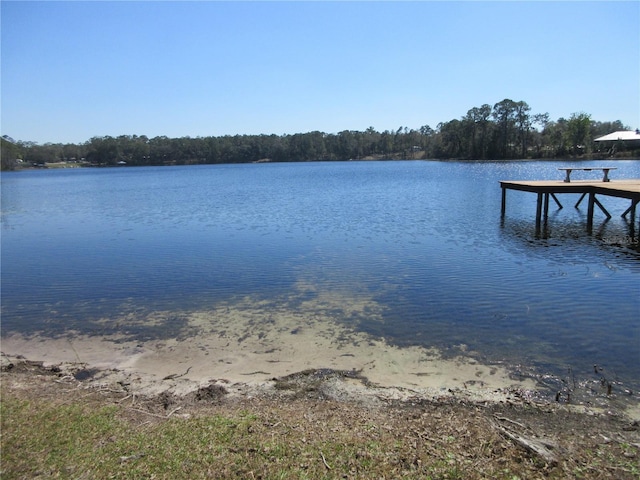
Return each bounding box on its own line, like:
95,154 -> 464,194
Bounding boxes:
2,160 -> 639,400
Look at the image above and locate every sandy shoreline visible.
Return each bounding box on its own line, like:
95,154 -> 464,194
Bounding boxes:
0,329 -> 536,400
0,292 -> 541,404
3,291 -> 638,421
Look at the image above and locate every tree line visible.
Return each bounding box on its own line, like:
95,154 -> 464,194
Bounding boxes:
2,98 -> 635,171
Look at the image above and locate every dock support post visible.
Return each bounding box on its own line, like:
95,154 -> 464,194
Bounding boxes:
550,193 -> 563,209
593,196 -> 611,219
535,192 -> 543,233
501,186 -> 506,217
586,193 -> 610,234
587,192 -> 595,233
574,192 -> 587,208
543,193 -> 550,222
621,199 -> 638,220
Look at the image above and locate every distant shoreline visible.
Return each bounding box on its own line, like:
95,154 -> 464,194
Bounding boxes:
10,155 -> 639,172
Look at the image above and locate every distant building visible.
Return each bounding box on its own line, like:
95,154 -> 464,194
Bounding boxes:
594,130 -> 640,142
594,130 -> 640,154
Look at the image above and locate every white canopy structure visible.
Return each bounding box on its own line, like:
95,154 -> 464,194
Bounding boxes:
594,130 -> 640,142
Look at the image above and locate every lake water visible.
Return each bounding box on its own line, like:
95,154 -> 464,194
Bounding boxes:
2,160 -> 639,403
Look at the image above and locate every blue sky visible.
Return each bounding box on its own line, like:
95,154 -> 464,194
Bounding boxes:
2,1 -> 639,144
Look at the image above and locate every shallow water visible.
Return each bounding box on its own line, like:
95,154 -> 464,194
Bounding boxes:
2,160 -> 639,401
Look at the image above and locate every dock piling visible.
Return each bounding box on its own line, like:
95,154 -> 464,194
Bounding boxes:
621,199 -> 638,221
587,193 -> 595,233
535,192 -> 543,232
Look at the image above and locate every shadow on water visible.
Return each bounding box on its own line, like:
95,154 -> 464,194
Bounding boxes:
500,214 -> 640,262
501,196 -> 639,243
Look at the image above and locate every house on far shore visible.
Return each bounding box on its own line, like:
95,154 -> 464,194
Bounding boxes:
594,129 -> 640,155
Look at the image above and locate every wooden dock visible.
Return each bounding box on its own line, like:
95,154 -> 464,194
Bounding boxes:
500,179 -> 640,234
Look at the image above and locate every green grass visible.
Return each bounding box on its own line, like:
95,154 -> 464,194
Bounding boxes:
0,395 -> 485,479
2,393 -> 638,479
1,399 -> 261,479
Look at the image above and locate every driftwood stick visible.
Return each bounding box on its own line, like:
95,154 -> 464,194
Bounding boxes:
128,407 -> 181,419
163,366 -> 192,380
119,452 -> 146,463
494,423 -> 558,466
319,450 -> 332,470
493,415 -> 527,430
167,406 -> 182,417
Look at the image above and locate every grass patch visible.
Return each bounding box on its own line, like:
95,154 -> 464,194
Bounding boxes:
0,394 -> 498,479
2,369 -> 639,479
1,398 -> 260,479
